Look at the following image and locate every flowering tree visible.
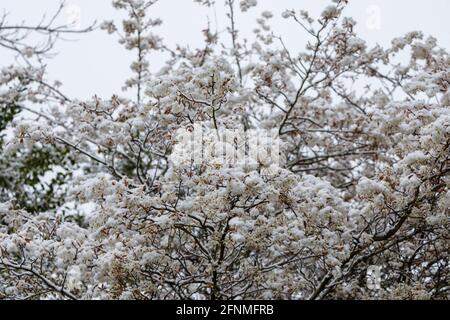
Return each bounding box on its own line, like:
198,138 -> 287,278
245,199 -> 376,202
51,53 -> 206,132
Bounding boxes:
0,0 -> 448,300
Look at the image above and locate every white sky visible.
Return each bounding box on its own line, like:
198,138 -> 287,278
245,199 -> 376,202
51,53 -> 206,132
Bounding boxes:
1,0 -> 449,100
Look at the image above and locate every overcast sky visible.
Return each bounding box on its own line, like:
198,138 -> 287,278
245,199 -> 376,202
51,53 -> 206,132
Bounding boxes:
1,0 -> 449,100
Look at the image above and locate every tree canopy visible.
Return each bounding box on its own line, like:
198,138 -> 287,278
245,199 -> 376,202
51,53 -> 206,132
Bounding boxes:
0,0 -> 448,300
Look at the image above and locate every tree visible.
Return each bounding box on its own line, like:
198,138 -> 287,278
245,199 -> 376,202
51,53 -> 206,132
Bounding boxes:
0,0 -> 448,300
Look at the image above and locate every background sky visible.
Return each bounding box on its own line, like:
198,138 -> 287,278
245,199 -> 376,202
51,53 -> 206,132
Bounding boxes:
1,0 -> 449,100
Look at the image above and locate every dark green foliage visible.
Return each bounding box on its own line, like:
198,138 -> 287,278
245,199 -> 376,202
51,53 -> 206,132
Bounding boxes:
0,103 -> 73,213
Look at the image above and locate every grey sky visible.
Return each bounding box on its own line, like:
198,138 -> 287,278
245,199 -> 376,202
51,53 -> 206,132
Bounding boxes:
1,0 -> 449,100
